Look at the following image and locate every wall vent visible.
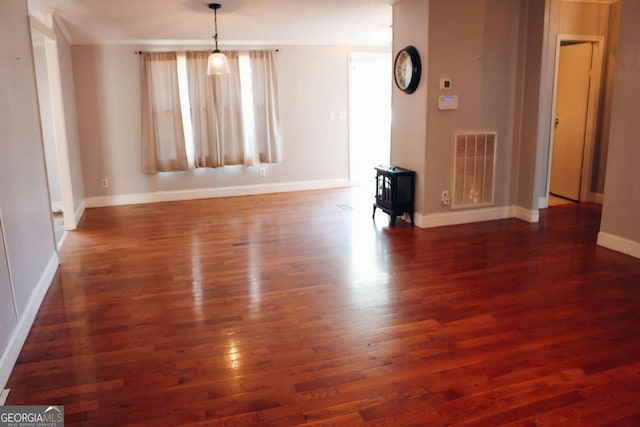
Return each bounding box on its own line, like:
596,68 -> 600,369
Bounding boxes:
452,132 -> 497,209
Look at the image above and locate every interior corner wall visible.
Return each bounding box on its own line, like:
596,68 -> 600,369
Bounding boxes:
598,0 -> 640,255
516,0 -> 546,210
72,44 -> 363,202
390,0 -> 429,215
593,1 -> 620,194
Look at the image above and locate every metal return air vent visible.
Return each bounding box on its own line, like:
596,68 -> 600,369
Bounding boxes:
452,132 -> 497,209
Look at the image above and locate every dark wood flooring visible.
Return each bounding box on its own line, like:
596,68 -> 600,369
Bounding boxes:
6,187 -> 640,426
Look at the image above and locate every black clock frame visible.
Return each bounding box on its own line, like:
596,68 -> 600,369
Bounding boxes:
394,45 -> 421,94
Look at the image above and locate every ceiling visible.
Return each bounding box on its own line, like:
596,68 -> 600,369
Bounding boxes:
27,0 -> 394,47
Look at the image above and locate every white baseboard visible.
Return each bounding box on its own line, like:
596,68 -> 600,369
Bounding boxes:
597,232 -> 640,259
0,253 -> 59,391
85,179 -> 350,208
415,205 -> 539,229
511,206 -> 540,223
74,200 -> 86,226
56,231 -> 68,251
416,206 -> 510,228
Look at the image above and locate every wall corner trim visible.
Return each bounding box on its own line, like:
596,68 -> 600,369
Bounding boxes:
594,193 -> 604,204
52,14 -> 73,45
74,200 -> 86,228
538,196 -> 549,209
597,231 -> 640,259
511,206 -> 540,223
0,253 -> 59,391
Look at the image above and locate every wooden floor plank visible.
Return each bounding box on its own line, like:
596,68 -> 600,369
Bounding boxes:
5,187 -> 640,425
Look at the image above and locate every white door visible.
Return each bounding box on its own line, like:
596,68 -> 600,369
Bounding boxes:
550,42 -> 593,201
348,54 -> 391,187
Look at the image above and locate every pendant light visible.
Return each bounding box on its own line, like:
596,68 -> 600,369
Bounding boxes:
207,3 -> 230,75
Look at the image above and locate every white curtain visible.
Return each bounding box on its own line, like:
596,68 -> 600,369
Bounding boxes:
249,50 -> 282,164
141,50 -> 281,172
141,52 -> 188,173
186,51 -> 246,167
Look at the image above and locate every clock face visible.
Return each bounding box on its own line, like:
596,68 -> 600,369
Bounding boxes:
395,51 -> 412,89
394,46 -> 421,94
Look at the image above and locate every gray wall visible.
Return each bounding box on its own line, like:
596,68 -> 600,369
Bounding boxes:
425,0 -> 524,213
0,0 -> 57,386
391,0 -> 619,216
516,0 -> 546,210
72,44 -> 383,200
392,0 -> 529,214
594,1 -> 620,193
390,0 -> 429,214
599,0 -> 640,244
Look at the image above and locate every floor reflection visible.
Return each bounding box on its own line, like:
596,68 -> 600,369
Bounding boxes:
346,191 -> 391,309
191,234 -> 203,320
248,226 -> 262,308
226,338 -> 240,371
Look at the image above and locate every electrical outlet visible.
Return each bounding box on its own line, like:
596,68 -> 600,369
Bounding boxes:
441,190 -> 450,206
101,178 -> 109,188
259,168 -> 266,177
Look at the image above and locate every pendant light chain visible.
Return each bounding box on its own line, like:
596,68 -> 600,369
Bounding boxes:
213,6 -> 219,52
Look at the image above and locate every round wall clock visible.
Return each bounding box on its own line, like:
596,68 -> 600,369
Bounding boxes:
394,46 -> 421,94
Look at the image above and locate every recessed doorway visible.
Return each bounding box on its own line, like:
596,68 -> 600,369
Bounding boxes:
547,36 -> 604,204
348,53 -> 392,187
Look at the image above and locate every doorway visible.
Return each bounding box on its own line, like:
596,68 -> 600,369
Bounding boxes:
30,26 -> 64,245
348,53 -> 392,187
547,36 -> 604,204
29,16 -> 77,247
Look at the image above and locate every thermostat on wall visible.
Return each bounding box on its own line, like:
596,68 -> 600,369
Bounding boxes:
438,95 -> 458,110
440,78 -> 452,90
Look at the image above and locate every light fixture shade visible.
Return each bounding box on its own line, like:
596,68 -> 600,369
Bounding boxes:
207,51 -> 230,75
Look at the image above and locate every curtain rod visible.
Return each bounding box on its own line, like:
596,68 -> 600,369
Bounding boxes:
135,49 -> 280,54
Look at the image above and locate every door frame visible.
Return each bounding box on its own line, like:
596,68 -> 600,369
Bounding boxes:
29,14 -> 78,240
544,34 -> 604,204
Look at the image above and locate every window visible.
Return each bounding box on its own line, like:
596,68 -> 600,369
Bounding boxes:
141,50 -> 281,174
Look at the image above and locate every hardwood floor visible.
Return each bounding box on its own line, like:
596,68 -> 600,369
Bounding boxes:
6,187 -> 640,426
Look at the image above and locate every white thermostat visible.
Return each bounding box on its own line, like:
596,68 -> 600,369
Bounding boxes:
438,95 -> 458,110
